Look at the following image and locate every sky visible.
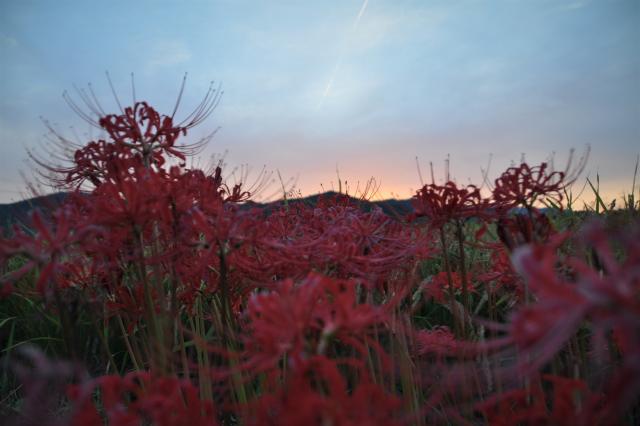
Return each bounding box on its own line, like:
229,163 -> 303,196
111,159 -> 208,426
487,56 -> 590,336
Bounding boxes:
1,0 -> 638,205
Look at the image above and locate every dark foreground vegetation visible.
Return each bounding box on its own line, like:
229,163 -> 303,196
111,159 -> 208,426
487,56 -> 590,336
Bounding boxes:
1,88 -> 639,425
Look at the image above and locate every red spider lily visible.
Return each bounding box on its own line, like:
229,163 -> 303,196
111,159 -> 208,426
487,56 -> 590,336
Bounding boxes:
57,151 -> 254,315
492,162 -> 566,211
476,375 -> 605,426
476,244 -> 524,299
40,103 -> 192,189
422,271 -> 476,303
66,139 -> 148,188
542,375 -> 606,425
411,181 -> 489,227
98,102 -> 188,165
31,75 -> 224,190
487,233 -> 591,372
0,206 -> 97,298
4,100 -> 260,325
89,166 -> 171,230
241,273 -> 386,374
416,326 -> 458,357
247,356 -> 404,426
496,209 -> 556,251
235,197 -> 427,290
68,371 -> 217,426
508,302 -> 587,356
479,221 -> 640,421
475,383 -> 548,425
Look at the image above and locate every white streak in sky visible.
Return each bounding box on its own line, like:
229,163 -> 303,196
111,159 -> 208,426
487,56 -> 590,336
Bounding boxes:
317,0 -> 369,110
353,0 -> 369,31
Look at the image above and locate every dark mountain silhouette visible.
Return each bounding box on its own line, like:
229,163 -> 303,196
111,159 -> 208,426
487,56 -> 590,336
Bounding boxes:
243,191 -> 414,218
0,191 -> 415,229
0,193 -> 71,229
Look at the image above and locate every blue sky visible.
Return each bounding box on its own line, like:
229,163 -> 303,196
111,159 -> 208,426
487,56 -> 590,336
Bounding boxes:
1,0 -> 638,203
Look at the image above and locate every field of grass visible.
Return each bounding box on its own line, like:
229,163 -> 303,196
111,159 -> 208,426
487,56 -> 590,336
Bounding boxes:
1,101 -> 639,425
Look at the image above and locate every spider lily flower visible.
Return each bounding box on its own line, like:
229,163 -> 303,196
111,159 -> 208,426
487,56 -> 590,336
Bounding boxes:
68,371 -> 217,426
416,326 -> 458,357
496,209 -> 556,251
1,206 -> 98,298
411,181 -> 490,227
475,375 -> 603,426
247,356 -> 403,426
422,271 -> 477,304
240,197 -> 426,288
492,162 -> 566,211
241,273 -> 385,374
489,222 -> 640,420
476,244 -> 524,298
99,102 -> 188,163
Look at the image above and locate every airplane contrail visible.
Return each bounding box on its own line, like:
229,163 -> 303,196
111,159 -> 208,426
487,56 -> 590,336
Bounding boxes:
353,0 -> 370,31
317,0 -> 369,110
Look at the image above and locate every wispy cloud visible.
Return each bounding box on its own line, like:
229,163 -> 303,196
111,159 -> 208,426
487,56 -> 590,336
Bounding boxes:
563,0 -> 589,10
317,0 -> 370,110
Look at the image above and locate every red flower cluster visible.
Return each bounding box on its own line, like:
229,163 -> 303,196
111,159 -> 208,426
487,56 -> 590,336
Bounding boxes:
69,371 -> 217,426
496,209 -> 557,251
416,326 -> 458,357
481,222 -> 640,418
238,273 -> 404,424
422,271 -> 475,303
476,244 -> 524,298
234,195 -> 428,289
242,273 -> 385,372
249,356 -> 403,426
99,102 -> 188,164
492,162 -> 566,210
476,374 -> 603,426
2,91 -> 634,425
0,206 -> 97,299
411,181 -> 487,227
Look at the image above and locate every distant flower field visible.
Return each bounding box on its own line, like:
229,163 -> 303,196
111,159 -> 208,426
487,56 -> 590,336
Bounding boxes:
1,86 -> 638,425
